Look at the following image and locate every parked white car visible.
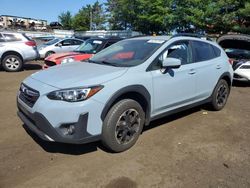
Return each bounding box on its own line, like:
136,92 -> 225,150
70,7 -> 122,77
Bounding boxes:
0,32 -> 39,72
38,38 -> 84,59
218,34 -> 250,82
17,35 -> 233,152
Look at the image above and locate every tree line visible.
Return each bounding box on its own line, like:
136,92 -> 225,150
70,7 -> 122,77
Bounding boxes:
58,0 -> 250,34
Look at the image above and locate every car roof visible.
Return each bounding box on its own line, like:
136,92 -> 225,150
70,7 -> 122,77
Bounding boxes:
0,31 -> 23,36
85,37 -> 122,42
127,35 -> 171,41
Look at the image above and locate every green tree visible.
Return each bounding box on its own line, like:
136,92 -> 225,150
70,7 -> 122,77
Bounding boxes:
72,1 -> 106,31
92,1 -> 106,30
58,11 -> 73,30
72,6 -> 91,31
106,0 -> 131,30
136,0 -> 169,34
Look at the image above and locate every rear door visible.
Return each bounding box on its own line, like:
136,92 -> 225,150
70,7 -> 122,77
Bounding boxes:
191,40 -> 223,100
57,39 -> 80,52
150,40 -> 197,116
70,39 -> 83,50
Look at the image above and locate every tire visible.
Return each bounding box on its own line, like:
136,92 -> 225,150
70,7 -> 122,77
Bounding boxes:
210,79 -> 229,111
102,99 -> 145,152
2,54 -> 23,72
45,51 -> 55,58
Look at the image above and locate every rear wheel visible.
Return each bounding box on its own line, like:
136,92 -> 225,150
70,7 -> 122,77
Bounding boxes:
102,99 -> 145,152
2,55 -> 23,72
210,79 -> 229,111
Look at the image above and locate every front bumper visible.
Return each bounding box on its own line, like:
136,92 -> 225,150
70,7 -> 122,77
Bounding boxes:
38,51 -> 46,59
43,59 -> 57,69
17,102 -> 101,144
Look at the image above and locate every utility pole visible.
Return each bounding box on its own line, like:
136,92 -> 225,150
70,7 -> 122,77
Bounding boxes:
90,9 -> 93,31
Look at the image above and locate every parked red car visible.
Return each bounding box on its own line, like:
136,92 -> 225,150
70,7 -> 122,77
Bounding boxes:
43,37 -> 122,69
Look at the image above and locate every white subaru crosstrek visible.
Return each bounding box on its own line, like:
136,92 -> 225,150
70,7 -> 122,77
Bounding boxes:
17,34 -> 233,152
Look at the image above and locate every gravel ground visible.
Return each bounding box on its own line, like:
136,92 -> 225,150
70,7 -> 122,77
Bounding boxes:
0,61 -> 250,188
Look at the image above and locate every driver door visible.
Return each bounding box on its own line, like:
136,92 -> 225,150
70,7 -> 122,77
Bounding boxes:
150,40 -> 197,116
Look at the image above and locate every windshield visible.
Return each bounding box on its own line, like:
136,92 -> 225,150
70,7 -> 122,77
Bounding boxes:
44,38 -> 60,45
89,39 -> 165,67
74,39 -> 103,54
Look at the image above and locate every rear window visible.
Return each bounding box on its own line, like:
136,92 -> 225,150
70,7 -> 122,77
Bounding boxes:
192,41 -> 216,62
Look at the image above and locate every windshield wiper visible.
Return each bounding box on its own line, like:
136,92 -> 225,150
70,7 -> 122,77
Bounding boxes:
100,61 -> 120,67
88,60 -> 129,67
87,59 -> 98,64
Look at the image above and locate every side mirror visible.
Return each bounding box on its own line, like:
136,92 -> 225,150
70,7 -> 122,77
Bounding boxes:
57,43 -> 62,47
162,57 -> 181,69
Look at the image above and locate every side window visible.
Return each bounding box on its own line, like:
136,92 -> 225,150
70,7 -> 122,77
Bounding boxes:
164,42 -> 191,65
0,34 -> 5,42
149,41 -> 192,71
73,39 -> 83,45
192,41 -> 216,62
3,34 -> 21,42
61,39 -> 74,46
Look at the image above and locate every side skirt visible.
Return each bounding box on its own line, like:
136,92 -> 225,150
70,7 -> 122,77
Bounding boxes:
149,97 -> 211,123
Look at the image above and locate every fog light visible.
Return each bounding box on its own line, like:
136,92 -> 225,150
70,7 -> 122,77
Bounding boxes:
66,125 -> 75,135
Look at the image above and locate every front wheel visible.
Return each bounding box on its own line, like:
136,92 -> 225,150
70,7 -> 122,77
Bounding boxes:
45,51 -> 55,58
210,79 -> 230,111
102,99 -> 145,152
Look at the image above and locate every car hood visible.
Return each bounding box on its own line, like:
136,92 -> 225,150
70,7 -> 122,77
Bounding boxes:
46,52 -> 80,61
30,62 -> 128,88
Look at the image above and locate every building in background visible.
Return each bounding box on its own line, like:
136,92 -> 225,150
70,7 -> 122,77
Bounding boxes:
0,15 -> 47,31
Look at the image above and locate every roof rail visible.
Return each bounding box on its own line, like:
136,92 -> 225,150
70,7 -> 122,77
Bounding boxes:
171,33 -> 212,41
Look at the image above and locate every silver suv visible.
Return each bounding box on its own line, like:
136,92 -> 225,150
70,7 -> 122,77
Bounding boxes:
17,35 -> 233,152
0,32 -> 39,72
38,38 -> 84,59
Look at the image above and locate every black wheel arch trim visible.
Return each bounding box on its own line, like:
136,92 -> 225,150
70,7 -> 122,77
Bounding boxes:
1,51 -> 23,63
101,85 -> 151,125
218,72 -> 232,88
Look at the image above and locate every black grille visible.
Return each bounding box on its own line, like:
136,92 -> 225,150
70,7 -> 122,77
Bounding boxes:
44,60 -> 56,67
19,84 -> 40,107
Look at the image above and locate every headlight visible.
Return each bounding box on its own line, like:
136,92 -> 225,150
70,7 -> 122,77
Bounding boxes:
61,58 -> 75,64
47,86 -> 103,102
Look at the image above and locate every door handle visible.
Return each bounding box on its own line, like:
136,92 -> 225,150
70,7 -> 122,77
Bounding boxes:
189,69 -> 196,75
216,65 -> 222,69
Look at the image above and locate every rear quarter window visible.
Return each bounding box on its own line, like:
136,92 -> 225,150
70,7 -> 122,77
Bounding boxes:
3,34 -> 22,42
0,34 -> 5,42
192,41 -> 216,62
212,45 -> 221,58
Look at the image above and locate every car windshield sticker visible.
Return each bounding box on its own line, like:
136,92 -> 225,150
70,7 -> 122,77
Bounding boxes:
93,40 -> 103,44
147,40 -> 165,44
